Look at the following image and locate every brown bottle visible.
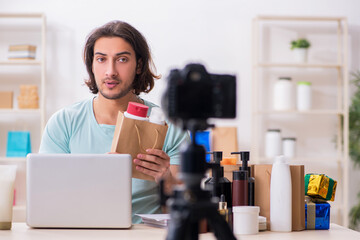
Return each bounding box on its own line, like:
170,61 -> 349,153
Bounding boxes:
232,170 -> 248,206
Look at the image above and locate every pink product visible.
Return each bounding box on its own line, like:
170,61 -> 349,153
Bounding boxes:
127,102 -> 149,117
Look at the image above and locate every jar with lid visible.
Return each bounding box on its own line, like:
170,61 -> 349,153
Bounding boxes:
273,77 -> 295,111
282,137 -> 296,158
297,81 -> 312,111
265,129 -> 281,158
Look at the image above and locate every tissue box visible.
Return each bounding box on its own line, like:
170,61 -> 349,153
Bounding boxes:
0,91 -> 13,108
305,197 -> 330,230
305,174 -> 337,201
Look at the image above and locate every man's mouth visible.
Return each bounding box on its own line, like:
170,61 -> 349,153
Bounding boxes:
104,80 -> 119,89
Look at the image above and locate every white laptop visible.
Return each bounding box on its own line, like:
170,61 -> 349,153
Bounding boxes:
26,153 -> 132,228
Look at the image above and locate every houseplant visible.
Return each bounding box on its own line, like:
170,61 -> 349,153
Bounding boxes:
290,38 -> 311,63
349,70 -> 360,230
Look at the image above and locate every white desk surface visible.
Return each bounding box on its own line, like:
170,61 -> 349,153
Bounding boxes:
1,223 -> 360,240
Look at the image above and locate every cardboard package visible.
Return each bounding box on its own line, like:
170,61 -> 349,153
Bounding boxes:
211,127 -> 238,158
111,111 -> 168,181
0,91 -> 13,109
253,164 -> 305,231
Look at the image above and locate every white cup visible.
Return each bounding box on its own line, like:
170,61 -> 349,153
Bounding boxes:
233,206 -> 260,235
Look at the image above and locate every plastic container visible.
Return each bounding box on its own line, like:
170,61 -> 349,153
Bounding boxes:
265,129 -> 281,158
273,77 -> 294,111
124,102 -> 149,121
232,170 -> 248,206
282,137 -> 296,158
233,206 -> 260,235
149,107 -> 166,125
270,156 -> 292,232
297,81 -> 312,111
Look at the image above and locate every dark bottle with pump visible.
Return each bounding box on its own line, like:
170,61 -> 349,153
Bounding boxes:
204,151 -> 232,209
231,151 -> 255,206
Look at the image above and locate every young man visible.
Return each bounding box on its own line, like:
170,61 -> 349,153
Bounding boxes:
39,21 -> 189,223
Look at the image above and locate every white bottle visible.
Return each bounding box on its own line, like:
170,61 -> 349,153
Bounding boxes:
297,81 -> 312,111
282,137 -> 296,158
273,77 -> 295,111
265,129 -> 281,158
149,107 -> 166,125
124,102 -> 149,121
270,155 -> 292,232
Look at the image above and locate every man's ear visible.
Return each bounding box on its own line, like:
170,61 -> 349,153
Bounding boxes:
136,59 -> 142,75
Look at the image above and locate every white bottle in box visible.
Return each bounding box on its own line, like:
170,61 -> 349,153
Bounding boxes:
270,155 -> 292,232
149,107 -> 166,125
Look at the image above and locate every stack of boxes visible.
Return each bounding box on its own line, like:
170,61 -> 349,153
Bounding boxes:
0,92 -> 13,109
8,44 -> 36,60
17,85 -> 39,109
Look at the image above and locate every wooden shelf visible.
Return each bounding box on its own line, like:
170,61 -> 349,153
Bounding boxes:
0,13 -> 44,18
0,60 -> 41,65
256,15 -> 346,22
255,110 -> 344,115
0,109 -> 41,114
256,63 -> 342,69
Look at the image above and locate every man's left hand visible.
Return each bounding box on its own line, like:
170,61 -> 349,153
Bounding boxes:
134,149 -> 174,183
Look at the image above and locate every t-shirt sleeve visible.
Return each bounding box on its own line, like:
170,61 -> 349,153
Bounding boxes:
39,109 -> 71,153
163,122 -> 190,165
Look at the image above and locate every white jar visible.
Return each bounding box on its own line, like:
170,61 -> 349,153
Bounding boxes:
296,81 -> 312,111
273,77 -> 294,111
233,206 -> 260,235
282,138 -> 296,158
270,156 -> 292,232
265,129 -> 281,158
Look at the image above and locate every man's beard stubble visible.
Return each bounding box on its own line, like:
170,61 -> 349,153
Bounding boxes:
98,77 -> 134,100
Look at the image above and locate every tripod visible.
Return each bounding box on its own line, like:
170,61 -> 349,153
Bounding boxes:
162,121 -> 236,240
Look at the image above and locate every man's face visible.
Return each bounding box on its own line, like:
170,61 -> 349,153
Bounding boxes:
92,37 -> 140,100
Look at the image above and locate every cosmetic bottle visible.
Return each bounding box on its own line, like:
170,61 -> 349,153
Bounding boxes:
149,107 -> 166,125
204,151 -> 232,209
231,151 -> 255,206
232,169 -> 248,206
218,194 -> 229,223
124,102 -> 149,121
270,155 -> 292,232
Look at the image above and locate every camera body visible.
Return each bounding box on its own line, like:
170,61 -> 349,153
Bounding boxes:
162,64 -> 236,123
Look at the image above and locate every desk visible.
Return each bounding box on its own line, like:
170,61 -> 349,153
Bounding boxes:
1,223 -> 360,240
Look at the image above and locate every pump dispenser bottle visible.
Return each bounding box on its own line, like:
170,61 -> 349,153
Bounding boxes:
204,151 -> 232,209
231,151 -> 255,206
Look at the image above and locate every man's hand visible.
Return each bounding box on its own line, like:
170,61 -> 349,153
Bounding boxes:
134,149 -> 175,184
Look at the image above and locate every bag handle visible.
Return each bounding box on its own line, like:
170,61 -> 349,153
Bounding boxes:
134,124 -> 159,152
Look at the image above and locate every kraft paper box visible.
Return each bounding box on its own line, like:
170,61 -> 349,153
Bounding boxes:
253,164 -> 305,231
111,111 -> 168,181
0,91 -> 13,109
211,127 -> 238,158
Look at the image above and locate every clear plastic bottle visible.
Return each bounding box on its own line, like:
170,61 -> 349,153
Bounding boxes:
270,155 -> 292,232
124,102 -> 149,121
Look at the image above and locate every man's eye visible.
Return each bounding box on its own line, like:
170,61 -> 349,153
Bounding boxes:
118,57 -> 128,63
96,57 -> 104,62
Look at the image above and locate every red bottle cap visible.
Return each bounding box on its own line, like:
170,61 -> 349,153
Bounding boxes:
127,102 -> 149,118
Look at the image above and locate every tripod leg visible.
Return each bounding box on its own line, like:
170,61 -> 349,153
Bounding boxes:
207,209 -> 237,240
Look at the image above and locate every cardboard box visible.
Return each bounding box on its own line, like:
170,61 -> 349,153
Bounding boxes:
0,91 -> 13,109
253,164 -> 305,231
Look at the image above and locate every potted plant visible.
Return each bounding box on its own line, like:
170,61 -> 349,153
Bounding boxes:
290,38 -> 311,63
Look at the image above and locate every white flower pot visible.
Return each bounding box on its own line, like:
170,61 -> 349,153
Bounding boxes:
293,48 -> 308,63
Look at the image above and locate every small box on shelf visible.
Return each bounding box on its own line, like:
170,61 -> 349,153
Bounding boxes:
8,44 -> 36,60
0,91 -> 13,108
17,85 -> 39,109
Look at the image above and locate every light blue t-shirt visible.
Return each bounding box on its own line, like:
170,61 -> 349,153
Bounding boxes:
39,97 -> 189,223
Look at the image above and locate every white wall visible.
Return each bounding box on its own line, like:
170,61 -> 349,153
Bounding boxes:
2,0 -> 360,226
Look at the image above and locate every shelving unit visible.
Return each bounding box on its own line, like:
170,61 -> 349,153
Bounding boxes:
0,13 -> 46,222
251,16 -> 349,226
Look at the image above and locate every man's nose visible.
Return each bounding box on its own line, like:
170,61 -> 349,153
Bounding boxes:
105,62 -> 118,78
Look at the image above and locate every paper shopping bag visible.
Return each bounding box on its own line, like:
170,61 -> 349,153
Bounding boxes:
111,111 -> 168,181
211,127 -> 238,158
253,164 -> 305,231
6,131 -> 31,157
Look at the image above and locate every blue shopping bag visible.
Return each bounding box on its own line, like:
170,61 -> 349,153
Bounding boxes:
190,131 -> 211,162
6,131 -> 31,157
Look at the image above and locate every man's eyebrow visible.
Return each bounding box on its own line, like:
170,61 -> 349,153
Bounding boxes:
94,51 -> 132,56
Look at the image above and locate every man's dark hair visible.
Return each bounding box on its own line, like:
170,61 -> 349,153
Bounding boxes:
84,20 -> 160,95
